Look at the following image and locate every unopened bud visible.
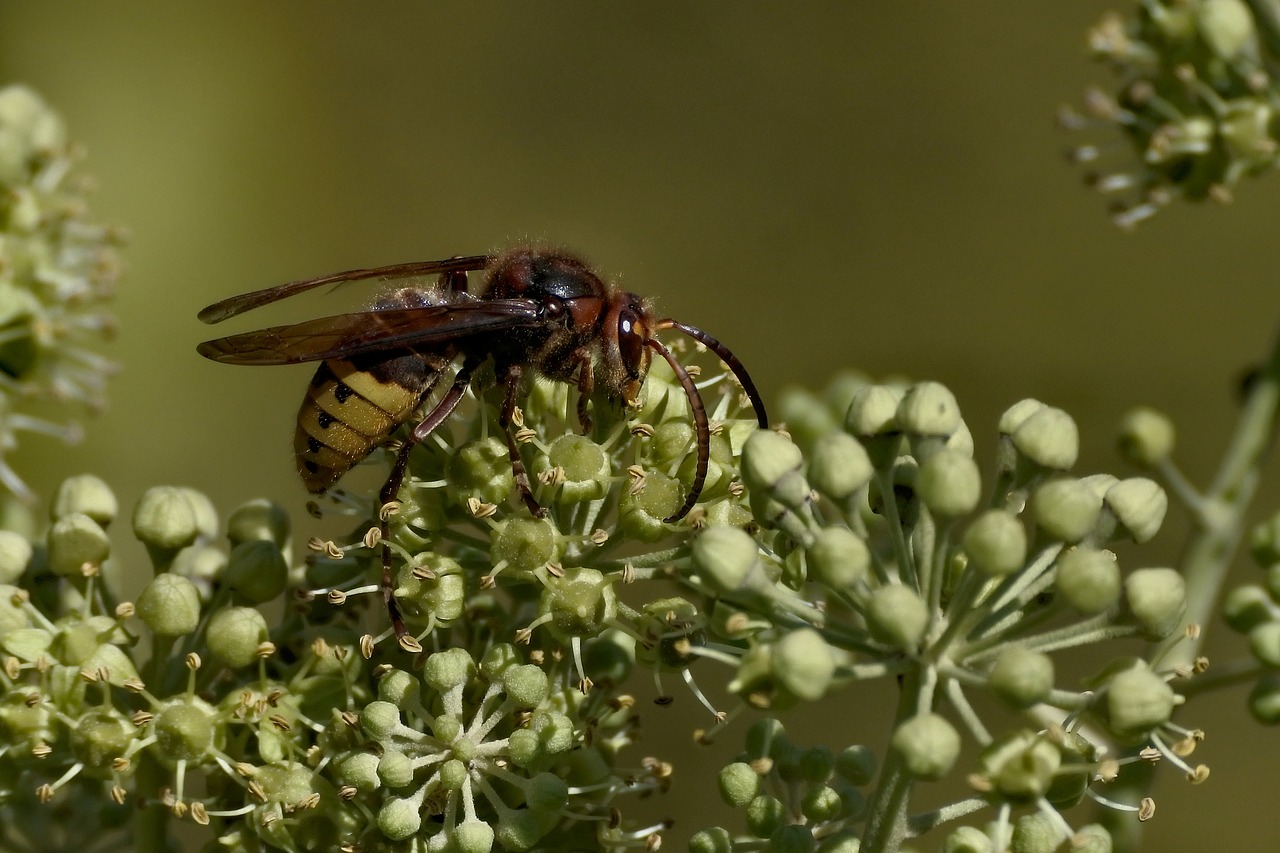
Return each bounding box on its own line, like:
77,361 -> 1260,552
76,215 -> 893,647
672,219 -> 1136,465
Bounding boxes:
51,475 -> 118,525
1118,407 -> 1175,467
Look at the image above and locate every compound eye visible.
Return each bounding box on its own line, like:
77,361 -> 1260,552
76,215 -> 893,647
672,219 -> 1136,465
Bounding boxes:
617,308 -> 646,377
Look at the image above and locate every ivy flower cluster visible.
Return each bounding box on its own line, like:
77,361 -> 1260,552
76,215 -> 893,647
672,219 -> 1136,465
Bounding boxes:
0,331 -> 768,851
679,376 -> 1206,853
0,84 -> 120,500
1062,0 -> 1280,227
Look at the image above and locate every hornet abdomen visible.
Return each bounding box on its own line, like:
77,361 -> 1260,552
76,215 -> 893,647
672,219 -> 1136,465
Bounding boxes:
295,354 -> 442,493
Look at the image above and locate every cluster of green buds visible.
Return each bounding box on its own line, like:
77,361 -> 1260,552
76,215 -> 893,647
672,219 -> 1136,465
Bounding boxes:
0,473 -> 674,852
0,85 -> 120,500
682,375 -> 1203,852
1061,0 -> 1280,228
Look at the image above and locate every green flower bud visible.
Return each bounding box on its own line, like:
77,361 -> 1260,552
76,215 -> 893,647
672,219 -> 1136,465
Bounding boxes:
865,585 -> 928,652
801,785 -> 842,823
799,745 -> 836,783
692,526 -> 771,595
1198,0 -> 1257,61
424,647 -> 476,693
743,430 -> 809,509
1251,510 -> 1280,567
1011,406 -> 1078,470
962,510 -> 1026,577
542,567 -> 617,641
1223,584 -> 1273,633
226,499 -> 290,548
1032,479 -> 1101,543
394,552 -> 465,625
890,713 -> 959,781
360,701 -> 403,740
51,474 -> 117,525
719,761 -> 760,807
690,828 -> 734,853
507,728 -> 540,768
48,512 -> 111,577
377,796 -> 421,841
503,664 -> 549,708
254,762 -> 316,809
152,698 -> 218,764
844,385 -> 901,439
774,628 -> 836,702
531,710 -> 574,756
1104,665 -> 1178,741
916,449 -> 980,517
0,531 -> 31,584
446,436 -> 514,507
1249,621 -> 1280,667
835,744 -> 877,786
136,573 -> 201,636
206,606 -> 269,668
998,398 -> 1047,436
132,486 -> 199,553
806,526 -> 870,591
433,713 -> 462,745
377,669 -> 420,708
1105,478 -> 1166,544
1123,567 -> 1186,639
747,794 -> 786,838
179,488 -> 219,540
479,642 -> 520,679
944,826 -> 992,853
1247,674 -> 1280,724
377,749 -> 414,788
1117,407 -> 1175,467
770,825 -> 816,853
618,470 -> 682,541
454,819 -> 496,853
527,771 -> 569,811
807,431 -> 873,500
1056,547 -> 1121,614
779,387 -> 839,448
491,516 -> 563,573
335,751 -> 381,791
989,646 -> 1055,709
225,540 -> 287,604
70,709 -> 135,776
535,433 -> 610,505
979,730 -> 1061,803
897,382 -> 961,438
1011,812 -> 1064,853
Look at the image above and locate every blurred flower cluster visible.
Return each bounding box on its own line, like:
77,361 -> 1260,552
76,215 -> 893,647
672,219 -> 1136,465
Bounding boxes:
1062,0 -> 1280,227
0,84 -> 120,500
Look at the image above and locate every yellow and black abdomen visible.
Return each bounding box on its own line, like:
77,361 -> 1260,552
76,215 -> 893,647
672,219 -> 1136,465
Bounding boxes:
295,354 -> 442,493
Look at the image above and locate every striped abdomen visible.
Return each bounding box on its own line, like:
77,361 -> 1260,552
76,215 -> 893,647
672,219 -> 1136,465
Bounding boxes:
295,354 -> 442,493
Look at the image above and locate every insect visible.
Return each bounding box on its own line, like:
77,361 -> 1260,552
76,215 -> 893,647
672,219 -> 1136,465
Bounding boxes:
197,247 -> 768,646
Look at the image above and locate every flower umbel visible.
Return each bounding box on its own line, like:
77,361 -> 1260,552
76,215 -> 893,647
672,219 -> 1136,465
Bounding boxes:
1063,0 -> 1280,227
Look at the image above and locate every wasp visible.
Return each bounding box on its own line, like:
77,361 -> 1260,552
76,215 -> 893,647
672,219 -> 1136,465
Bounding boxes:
197,247 -> 768,646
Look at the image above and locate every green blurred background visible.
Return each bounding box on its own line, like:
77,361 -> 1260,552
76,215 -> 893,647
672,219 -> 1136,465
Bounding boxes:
2,3 -> 1278,850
